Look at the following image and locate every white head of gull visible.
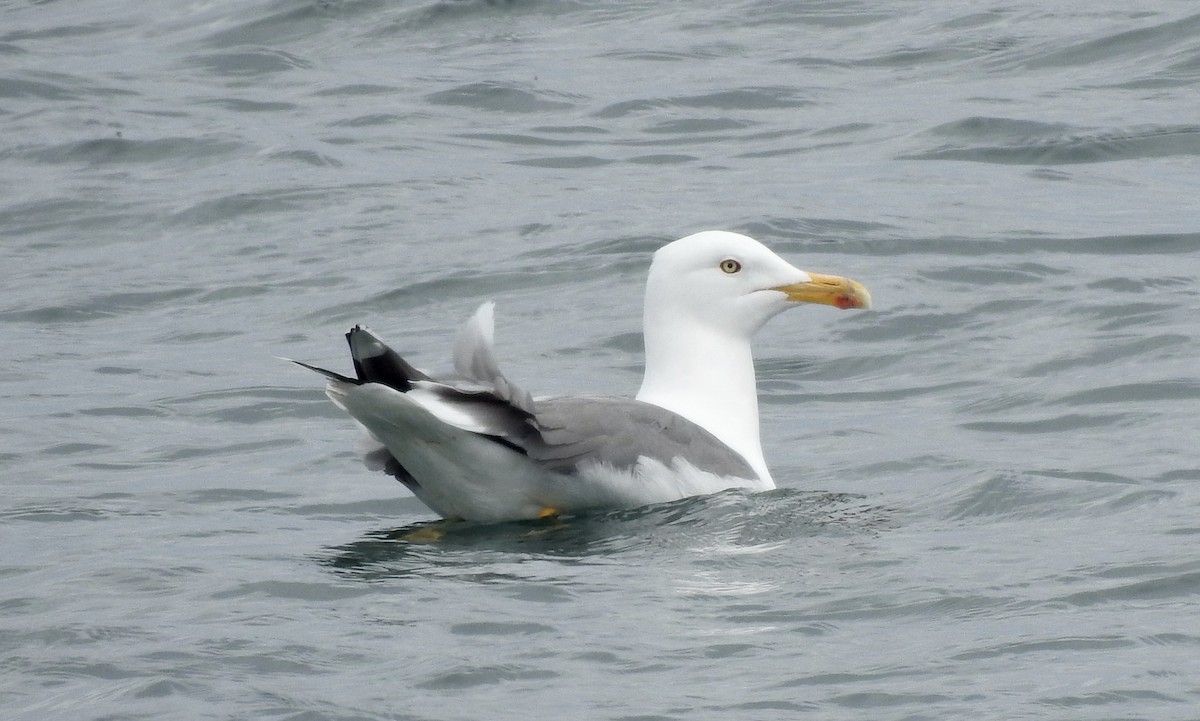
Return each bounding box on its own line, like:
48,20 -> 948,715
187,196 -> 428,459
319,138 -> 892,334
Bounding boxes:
637,230 -> 871,484
290,230 -> 870,522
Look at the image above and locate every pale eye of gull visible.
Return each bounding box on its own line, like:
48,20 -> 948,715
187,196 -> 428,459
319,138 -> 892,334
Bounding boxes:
720,258 -> 742,274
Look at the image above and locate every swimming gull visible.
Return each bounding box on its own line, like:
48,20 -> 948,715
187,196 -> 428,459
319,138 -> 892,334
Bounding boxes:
291,230 -> 870,521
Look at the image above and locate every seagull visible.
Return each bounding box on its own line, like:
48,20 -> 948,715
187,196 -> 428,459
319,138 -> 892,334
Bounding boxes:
291,230 -> 870,521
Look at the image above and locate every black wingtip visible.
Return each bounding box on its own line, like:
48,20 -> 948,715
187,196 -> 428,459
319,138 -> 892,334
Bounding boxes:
280,357 -> 361,385
345,326 -> 429,392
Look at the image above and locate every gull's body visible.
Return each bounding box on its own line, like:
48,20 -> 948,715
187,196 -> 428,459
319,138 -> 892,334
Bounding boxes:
294,231 -> 870,521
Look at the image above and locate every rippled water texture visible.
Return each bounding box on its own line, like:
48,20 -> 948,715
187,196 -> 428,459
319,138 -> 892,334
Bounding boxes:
2,1 -> 1199,719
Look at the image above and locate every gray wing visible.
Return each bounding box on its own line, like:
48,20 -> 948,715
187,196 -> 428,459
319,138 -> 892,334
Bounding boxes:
524,396 -> 757,479
446,305 -> 752,477
295,302 -> 754,482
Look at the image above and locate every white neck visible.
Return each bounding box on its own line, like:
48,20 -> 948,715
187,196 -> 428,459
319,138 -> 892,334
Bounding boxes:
635,316 -> 772,483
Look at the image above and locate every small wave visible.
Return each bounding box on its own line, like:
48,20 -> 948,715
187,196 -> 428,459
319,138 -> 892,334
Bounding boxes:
186,49 -> 312,78
0,287 -> 203,324
426,81 -> 578,114
903,118 -> 1200,164
27,136 -> 243,167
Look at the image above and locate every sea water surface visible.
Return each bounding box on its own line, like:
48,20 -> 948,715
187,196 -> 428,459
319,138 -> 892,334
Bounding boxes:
2,1 -> 1199,719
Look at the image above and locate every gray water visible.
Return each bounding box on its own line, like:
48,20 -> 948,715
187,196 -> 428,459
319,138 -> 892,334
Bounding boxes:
3,1 -> 1199,719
